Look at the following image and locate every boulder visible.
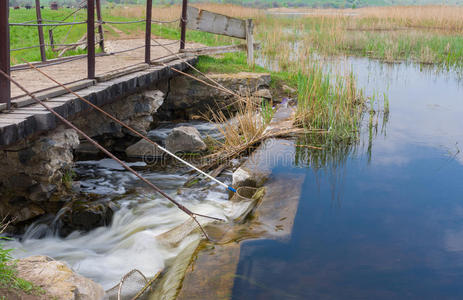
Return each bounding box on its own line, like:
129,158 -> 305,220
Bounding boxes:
158,72 -> 271,120
253,88 -> 272,100
58,201 -> 116,237
0,127 -> 79,225
74,89 -> 164,137
125,138 -> 164,158
15,256 -> 104,300
165,126 -> 206,153
282,84 -> 297,94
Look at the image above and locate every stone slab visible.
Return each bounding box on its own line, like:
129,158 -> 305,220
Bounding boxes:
176,243 -> 241,300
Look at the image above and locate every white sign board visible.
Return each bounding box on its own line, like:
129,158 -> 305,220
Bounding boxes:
186,7 -> 247,40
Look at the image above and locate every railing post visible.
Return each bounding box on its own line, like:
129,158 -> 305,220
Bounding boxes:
246,19 -> 254,66
35,0 -> 46,62
95,0 -> 105,52
180,0 -> 188,50
48,29 -> 55,51
145,0 -> 152,64
0,1 -> 11,110
87,0 -> 95,79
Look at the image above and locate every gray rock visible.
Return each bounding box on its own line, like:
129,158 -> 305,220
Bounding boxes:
29,183 -> 57,202
165,126 -> 206,153
282,84 -> 297,93
75,140 -> 100,155
16,204 -> 45,223
159,72 -> 271,119
126,138 -> 164,158
74,89 -> 164,137
253,88 -> 272,99
143,90 -> 165,111
232,167 -> 255,188
0,126 -> 79,224
58,201 -> 116,237
15,255 -> 104,300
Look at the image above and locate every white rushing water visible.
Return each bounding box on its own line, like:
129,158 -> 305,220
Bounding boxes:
6,156 -> 233,290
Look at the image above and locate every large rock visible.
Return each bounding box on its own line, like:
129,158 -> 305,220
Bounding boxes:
252,88 -> 272,99
15,256 -> 104,300
57,201 -> 116,237
74,89 -> 165,137
165,126 -> 206,153
158,72 -> 271,120
125,138 -> 164,158
0,126 -> 79,225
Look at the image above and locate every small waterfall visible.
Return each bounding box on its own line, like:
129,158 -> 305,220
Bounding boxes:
6,157 -> 231,289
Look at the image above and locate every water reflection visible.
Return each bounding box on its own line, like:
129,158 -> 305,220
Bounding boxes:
233,58 -> 463,299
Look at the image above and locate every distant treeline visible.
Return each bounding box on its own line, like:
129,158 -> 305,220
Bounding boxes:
9,0 -> 463,9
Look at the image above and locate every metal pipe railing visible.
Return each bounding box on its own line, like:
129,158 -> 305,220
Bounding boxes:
95,0 -> 105,52
35,0 -> 46,62
1,0 -> 186,108
0,1 -> 10,109
9,21 -> 87,26
87,0 -> 95,79
145,0 -> 153,64
180,0 -> 188,50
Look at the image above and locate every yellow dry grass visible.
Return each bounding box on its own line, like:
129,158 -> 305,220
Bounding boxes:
358,5 -> 463,32
108,3 -> 262,21
267,5 -> 463,32
209,97 -> 265,150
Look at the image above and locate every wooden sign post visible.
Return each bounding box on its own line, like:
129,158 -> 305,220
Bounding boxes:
186,7 -> 255,66
246,19 -> 254,66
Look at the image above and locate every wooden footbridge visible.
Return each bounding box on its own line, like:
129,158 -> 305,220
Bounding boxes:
0,0 -> 255,147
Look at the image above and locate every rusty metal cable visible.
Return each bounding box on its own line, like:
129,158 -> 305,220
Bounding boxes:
150,37 -> 243,99
0,69 -> 223,240
22,60 -> 237,193
9,21 -> 87,26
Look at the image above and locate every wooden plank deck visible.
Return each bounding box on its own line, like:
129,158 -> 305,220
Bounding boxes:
9,38 -> 201,100
0,38 -> 204,147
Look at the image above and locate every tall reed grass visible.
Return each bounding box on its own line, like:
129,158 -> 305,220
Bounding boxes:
296,64 -> 364,142
258,6 -> 463,67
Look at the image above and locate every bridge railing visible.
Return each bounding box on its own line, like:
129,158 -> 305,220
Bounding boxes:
0,0 -> 190,111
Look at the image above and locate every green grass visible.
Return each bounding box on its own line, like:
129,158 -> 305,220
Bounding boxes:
195,53 -> 298,89
296,66 -> 364,142
256,15 -> 463,68
9,8 -> 90,64
260,98 -> 274,125
0,238 -> 40,295
8,7 -> 239,65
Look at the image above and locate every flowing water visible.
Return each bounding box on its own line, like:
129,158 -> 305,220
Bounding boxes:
5,49 -> 463,299
231,58 -> 463,299
6,123 -> 233,290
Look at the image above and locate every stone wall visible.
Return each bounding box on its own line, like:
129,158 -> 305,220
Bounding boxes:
156,72 -> 271,120
0,72 -> 271,232
0,87 -> 165,230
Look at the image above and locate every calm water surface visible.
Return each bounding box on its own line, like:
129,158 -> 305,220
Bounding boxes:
232,59 -> 463,299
